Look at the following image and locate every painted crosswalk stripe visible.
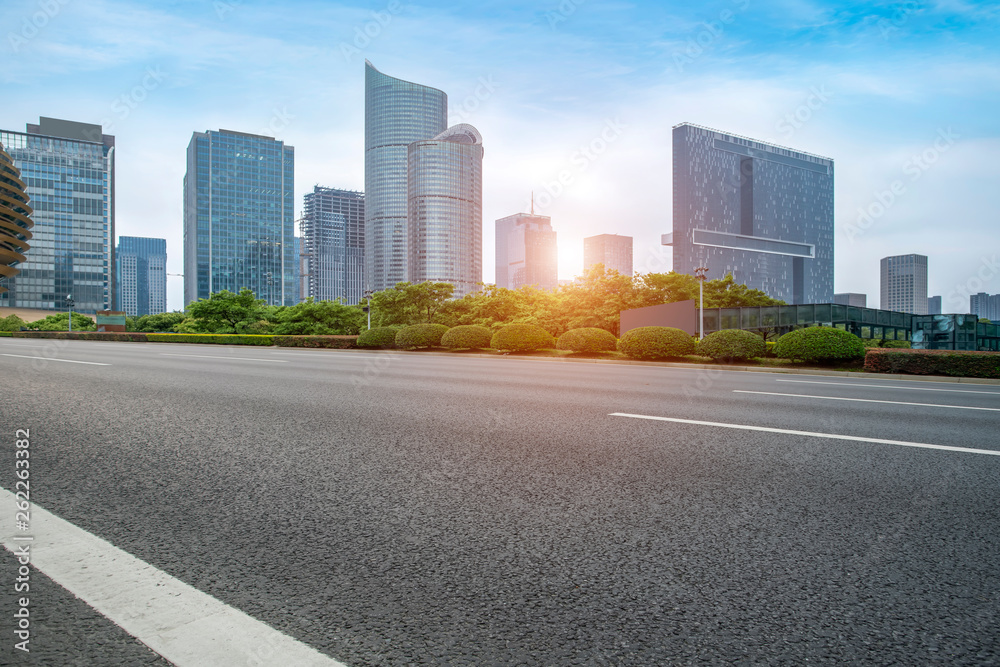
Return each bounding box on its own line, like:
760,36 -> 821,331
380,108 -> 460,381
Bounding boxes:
0,489 -> 347,667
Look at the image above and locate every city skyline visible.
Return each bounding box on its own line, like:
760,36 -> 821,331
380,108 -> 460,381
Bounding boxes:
2,0 -> 997,312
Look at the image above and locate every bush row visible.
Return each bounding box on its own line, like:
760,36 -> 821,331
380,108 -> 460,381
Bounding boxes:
865,348 -> 1000,379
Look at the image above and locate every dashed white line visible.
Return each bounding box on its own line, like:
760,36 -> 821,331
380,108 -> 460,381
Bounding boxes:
0,489 -> 346,667
160,353 -> 288,363
775,378 -> 1000,395
609,413 -> 1000,457
733,390 -> 1000,412
0,353 -> 110,366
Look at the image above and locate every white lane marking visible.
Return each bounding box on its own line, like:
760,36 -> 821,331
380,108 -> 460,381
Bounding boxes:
160,353 -> 287,363
0,353 -> 110,366
609,413 -> 1000,457
775,378 -> 1000,395
0,489 -> 346,667
733,390 -> 1000,412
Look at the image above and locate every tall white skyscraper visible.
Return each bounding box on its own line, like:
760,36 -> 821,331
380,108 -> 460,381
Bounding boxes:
880,254 -> 928,314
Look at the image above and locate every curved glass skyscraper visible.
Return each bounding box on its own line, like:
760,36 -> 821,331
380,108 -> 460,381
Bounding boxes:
408,124 -> 483,297
365,61 -> 447,292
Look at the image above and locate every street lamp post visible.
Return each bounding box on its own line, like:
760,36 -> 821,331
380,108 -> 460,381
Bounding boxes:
66,295 -> 74,332
363,290 -> 373,330
694,267 -> 708,340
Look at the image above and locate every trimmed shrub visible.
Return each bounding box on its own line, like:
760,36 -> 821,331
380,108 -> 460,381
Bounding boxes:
356,325 -> 404,349
557,327 -> 617,353
765,341 -> 777,357
395,323 -> 449,349
774,326 -> 865,363
0,331 -> 13,337
618,326 -> 696,360
697,329 -> 766,362
0,314 -> 26,331
441,325 -> 493,349
146,333 -> 274,345
273,335 -> 357,349
865,348 -> 1000,379
490,324 -> 556,352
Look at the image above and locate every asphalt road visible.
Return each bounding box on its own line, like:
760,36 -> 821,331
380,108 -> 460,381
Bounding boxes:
2,338 -> 999,666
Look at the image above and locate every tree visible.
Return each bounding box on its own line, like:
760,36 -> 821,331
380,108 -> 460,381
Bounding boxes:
26,312 -> 96,331
371,282 -> 455,326
130,311 -> 187,333
186,289 -> 267,333
271,298 -> 365,335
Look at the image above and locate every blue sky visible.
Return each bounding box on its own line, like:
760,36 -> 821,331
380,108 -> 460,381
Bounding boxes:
3,0 -> 998,311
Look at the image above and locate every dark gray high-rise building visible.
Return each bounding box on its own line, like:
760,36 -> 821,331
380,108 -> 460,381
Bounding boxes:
301,187 -> 365,304
408,125 -> 483,297
665,123 -> 834,304
0,117 -> 115,312
116,236 -> 166,316
365,61 -> 447,292
183,129 -> 295,307
880,254 -> 928,314
927,295 -> 942,315
584,234 -> 633,276
495,212 -> 557,290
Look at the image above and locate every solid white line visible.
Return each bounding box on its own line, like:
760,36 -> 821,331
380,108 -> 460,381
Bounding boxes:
733,390 -> 1000,412
0,353 -> 110,366
0,489 -> 346,667
160,353 -> 288,363
609,413 -> 1000,457
775,378 -> 1000,395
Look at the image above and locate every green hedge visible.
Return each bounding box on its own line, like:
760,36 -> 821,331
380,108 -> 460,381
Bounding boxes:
864,339 -> 912,349
490,324 -> 556,352
0,331 -> 13,337
441,325 -> 493,349
395,323 -> 449,349
12,331 -> 150,342
865,348 -> 1000,378
146,333 -> 274,345
556,327 -> 617,353
697,329 -> 766,362
618,326 -> 695,360
356,326 -> 404,349
765,341 -> 777,357
273,335 -> 357,349
774,327 -> 865,363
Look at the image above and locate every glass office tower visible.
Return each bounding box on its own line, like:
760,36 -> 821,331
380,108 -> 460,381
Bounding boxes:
495,212 -> 558,290
407,124 -> 483,297
666,123 -> 834,304
183,129 -> 295,307
116,236 -> 166,317
584,234 -> 633,276
0,117 -> 115,312
301,186 -> 365,304
365,60 -> 447,292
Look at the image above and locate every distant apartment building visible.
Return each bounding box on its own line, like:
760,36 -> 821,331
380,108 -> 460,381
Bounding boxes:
927,295 -> 942,315
833,293 -> 867,308
495,212 -> 557,290
971,292 -> 1000,320
183,128 -> 294,307
880,254 -> 928,314
300,187 -> 365,304
117,236 -> 166,316
665,123 -> 834,304
584,234 -> 633,276
0,117 -> 115,312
